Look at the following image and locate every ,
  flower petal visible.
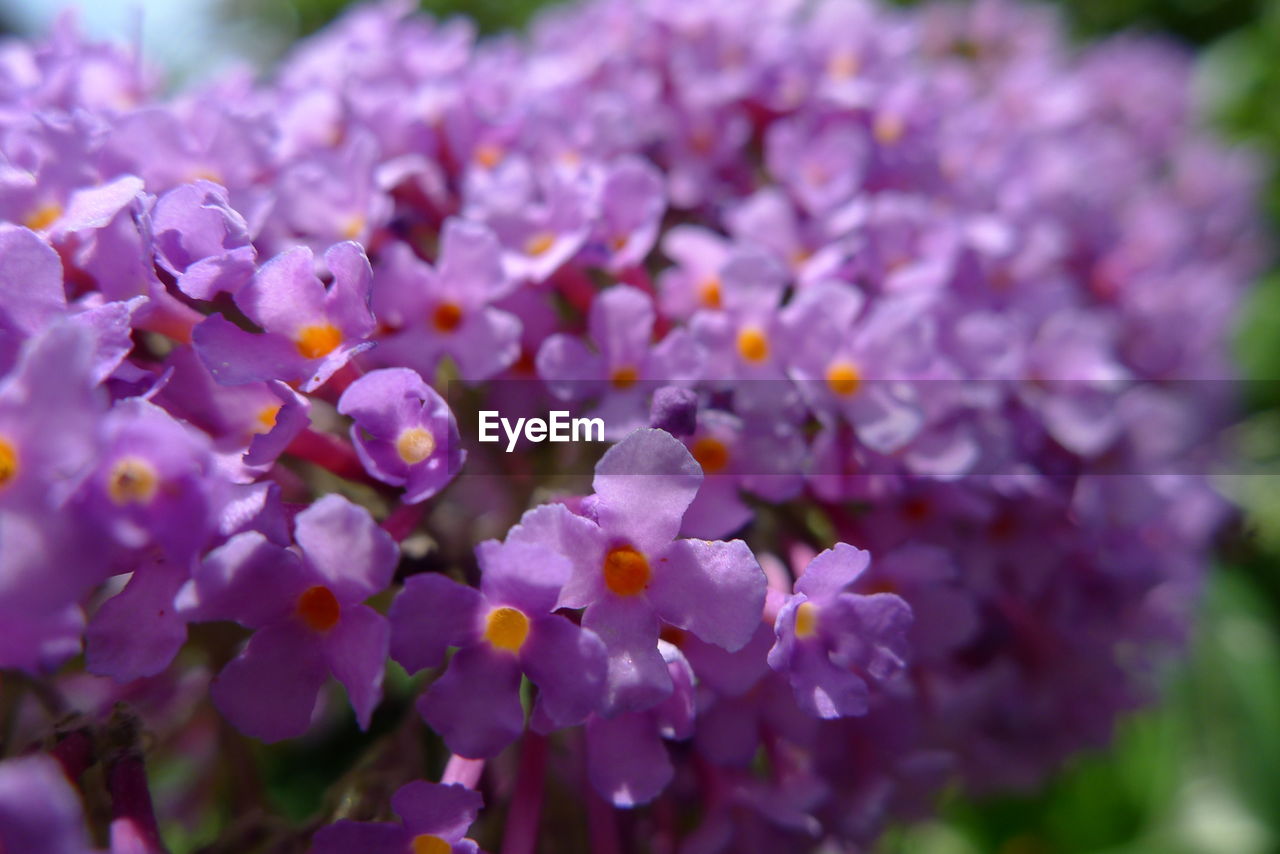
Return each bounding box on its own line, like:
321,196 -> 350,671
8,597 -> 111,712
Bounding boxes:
192,313 -> 307,387
535,333 -> 605,399
336,366 -> 430,438
420,644 -> 524,759
234,245 -> 325,333
825,592 -> 912,682
476,539 -> 570,614
583,595 -> 670,715
681,620 -> 774,697
523,615 -> 607,732
294,494 -> 399,603
388,573 -> 484,674
648,538 -> 765,652
503,502 -> 607,610
0,755 -> 97,854
393,780 -> 483,839
589,286 -> 654,371
787,642 -> 870,719
85,556 -> 188,682
176,531 -> 309,629
323,604 -> 390,730
592,428 -> 702,554
323,241 -> 376,341
437,218 -> 511,305
795,542 -> 871,602
585,712 -> 672,808
212,623 -> 329,742
0,225 -> 64,335
449,306 -> 522,382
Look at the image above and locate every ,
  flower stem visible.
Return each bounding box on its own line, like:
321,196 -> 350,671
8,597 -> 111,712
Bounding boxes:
382,501 -> 426,543
586,783 -> 622,854
105,707 -> 168,854
285,428 -> 376,485
441,754 -> 486,789
49,724 -> 95,783
500,732 -> 548,854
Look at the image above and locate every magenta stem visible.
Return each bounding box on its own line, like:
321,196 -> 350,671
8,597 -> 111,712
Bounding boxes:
586,784 -> 623,854
440,754 -> 486,789
382,501 -> 426,543
107,753 -> 168,853
500,731 -> 548,854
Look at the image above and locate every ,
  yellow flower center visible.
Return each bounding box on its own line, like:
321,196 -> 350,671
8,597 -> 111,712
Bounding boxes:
698,275 -> 722,309
690,436 -> 730,474
825,360 -> 862,397
874,113 -> 905,146
23,202 -> 63,231
107,457 -> 159,505
254,404 -> 282,434
411,834 -> 452,854
610,365 -> 639,390
396,427 -> 437,465
340,214 -> 365,241
794,601 -> 819,639
297,585 -> 341,632
473,143 -> 504,170
827,50 -> 860,80
608,234 -> 629,252
736,326 -> 769,363
432,301 -> 464,332
296,324 -> 342,359
603,546 -> 651,597
524,232 -> 557,257
483,606 -> 531,653
0,438 -> 18,488
189,168 -> 224,184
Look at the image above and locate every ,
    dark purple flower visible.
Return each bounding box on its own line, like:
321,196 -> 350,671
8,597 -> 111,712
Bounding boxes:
176,495 -> 398,741
310,780 -> 482,854
338,367 -> 465,503
768,544 -> 912,719
193,241 -> 376,391
505,428 -> 766,713
367,218 -> 521,382
390,538 -> 607,758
